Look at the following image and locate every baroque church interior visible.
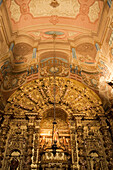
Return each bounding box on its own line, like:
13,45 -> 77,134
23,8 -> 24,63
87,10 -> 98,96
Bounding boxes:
0,0 -> 113,169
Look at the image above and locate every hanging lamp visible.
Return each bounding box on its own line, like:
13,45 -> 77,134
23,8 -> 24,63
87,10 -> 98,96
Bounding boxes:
51,33 -> 58,156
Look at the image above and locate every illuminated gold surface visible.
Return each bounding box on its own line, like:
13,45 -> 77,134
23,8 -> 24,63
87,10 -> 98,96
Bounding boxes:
5,77 -> 103,117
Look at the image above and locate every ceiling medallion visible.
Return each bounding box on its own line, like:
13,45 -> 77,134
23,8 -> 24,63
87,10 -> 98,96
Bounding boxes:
50,0 -> 59,8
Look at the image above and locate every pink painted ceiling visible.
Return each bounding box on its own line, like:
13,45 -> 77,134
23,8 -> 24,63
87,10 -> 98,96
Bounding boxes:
6,0 -> 103,34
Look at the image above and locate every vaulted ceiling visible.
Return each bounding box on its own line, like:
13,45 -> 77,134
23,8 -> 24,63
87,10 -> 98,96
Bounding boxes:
0,0 -> 113,111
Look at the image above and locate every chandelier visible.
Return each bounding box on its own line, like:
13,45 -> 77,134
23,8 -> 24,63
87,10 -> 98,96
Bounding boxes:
51,33 -> 58,156
39,32 -> 71,158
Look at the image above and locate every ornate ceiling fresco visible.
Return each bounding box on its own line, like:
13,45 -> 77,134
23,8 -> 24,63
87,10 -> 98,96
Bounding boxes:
5,0 -> 104,43
6,0 -> 103,33
1,2 -> 113,169
0,0 -> 113,111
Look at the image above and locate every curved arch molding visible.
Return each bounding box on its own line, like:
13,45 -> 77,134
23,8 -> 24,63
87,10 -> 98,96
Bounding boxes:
5,77 -> 104,118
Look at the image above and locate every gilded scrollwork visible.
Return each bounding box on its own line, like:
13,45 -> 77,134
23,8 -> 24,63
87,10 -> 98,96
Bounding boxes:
2,77 -> 111,169
4,77 -> 103,118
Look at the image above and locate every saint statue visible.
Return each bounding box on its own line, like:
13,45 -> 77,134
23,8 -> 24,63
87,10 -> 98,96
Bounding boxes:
10,157 -> 19,170
93,159 -> 101,170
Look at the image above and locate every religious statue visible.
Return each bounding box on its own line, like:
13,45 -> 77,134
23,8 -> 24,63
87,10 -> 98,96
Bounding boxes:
93,159 -> 101,170
10,158 -> 19,170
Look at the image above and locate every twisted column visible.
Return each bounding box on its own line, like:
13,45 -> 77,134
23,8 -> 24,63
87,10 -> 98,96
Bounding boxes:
69,119 -> 78,170
77,126 -> 87,170
33,121 -> 40,165
23,116 -> 35,170
100,126 -> 113,170
0,116 -> 10,169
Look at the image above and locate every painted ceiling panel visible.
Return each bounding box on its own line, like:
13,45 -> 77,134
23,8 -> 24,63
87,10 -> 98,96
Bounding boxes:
6,0 -> 103,32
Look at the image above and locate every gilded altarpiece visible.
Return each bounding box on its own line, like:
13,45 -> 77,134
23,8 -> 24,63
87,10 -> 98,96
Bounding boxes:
0,77 -> 113,170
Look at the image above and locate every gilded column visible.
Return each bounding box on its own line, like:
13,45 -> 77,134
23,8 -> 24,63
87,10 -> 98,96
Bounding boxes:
69,119 -> 78,170
77,126 -> 87,170
33,119 -> 41,169
108,116 -> 113,140
0,116 -> 10,169
100,119 -> 113,170
24,116 -> 35,170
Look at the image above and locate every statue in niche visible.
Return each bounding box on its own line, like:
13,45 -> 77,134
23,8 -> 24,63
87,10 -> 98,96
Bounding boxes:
93,159 -> 101,170
89,152 -> 101,170
10,157 -> 19,170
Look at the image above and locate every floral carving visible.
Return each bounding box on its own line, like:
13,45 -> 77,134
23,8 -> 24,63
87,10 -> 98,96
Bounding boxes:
5,77 -> 103,118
